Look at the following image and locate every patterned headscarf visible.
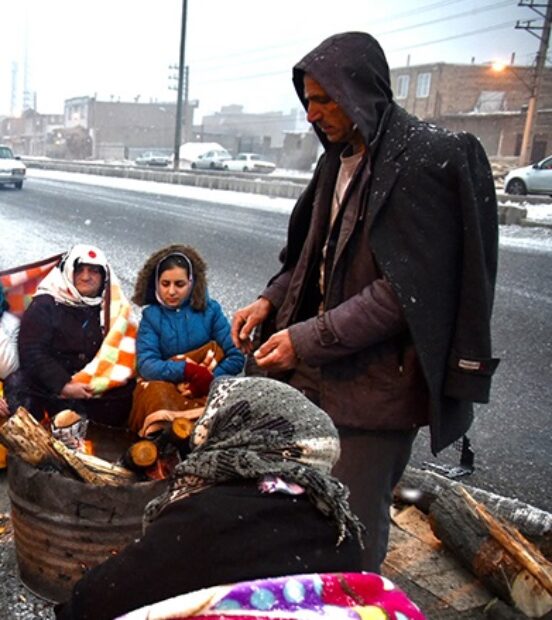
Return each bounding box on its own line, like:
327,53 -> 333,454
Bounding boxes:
35,244 -> 108,308
144,377 -> 364,546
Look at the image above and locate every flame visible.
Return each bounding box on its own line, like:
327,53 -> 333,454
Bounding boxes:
82,440 -> 94,455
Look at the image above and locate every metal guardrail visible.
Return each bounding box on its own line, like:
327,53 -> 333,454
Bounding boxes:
24,159 -> 310,200
23,158 -> 550,226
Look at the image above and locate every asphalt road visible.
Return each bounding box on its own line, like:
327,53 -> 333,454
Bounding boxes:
1,175 -> 551,513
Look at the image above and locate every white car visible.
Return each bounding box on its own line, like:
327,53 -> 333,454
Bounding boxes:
223,153 -> 276,174
135,151 -> 171,167
191,149 -> 232,170
504,155 -> 552,196
0,145 -> 26,189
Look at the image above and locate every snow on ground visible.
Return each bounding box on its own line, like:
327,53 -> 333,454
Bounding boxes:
501,198 -> 552,225
19,169 -> 552,254
28,168 -> 297,215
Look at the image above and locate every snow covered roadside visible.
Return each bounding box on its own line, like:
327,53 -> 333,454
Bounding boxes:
27,168 -> 296,215
24,168 -> 552,253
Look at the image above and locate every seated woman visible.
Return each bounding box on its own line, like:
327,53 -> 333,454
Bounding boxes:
4,244 -> 135,427
55,377 -> 364,620
128,244 -> 244,434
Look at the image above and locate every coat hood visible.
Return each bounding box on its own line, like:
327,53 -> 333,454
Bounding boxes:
293,32 -> 393,150
132,244 -> 208,311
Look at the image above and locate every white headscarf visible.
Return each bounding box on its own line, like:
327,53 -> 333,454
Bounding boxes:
35,244 -> 109,308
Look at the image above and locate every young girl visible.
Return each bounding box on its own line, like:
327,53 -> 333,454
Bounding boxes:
129,244 -> 244,434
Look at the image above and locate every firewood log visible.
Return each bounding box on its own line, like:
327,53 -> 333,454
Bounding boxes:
430,486 -> 552,618
0,407 -> 136,486
396,467 -> 552,557
51,437 -> 136,486
0,407 -> 69,470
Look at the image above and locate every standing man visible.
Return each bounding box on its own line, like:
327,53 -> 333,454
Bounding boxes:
232,32 -> 499,571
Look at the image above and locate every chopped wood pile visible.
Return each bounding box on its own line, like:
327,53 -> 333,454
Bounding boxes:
0,407 -> 136,485
394,468 -> 552,619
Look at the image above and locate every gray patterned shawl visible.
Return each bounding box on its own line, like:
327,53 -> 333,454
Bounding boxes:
144,376 -> 364,545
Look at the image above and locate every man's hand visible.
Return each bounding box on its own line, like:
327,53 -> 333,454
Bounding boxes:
60,382 -> 94,399
254,329 -> 299,372
0,398 -> 10,419
232,297 -> 273,353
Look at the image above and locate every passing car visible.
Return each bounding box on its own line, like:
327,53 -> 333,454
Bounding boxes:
0,145 -> 26,189
223,153 -> 276,174
191,149 -> 232,170
135,151 -> 171,167
504,155 -> 552,196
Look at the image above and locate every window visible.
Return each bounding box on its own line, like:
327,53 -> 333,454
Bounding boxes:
474,91 -> 505,113
396,75 -> 410,99
416,73 -> 431,98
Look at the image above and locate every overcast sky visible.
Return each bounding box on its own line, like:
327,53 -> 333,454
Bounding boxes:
0,0 -> 544,122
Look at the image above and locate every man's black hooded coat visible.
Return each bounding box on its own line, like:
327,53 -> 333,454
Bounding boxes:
260,32 -> 499,454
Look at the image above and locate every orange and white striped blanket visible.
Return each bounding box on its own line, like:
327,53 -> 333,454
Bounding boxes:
0,254 -> 137,394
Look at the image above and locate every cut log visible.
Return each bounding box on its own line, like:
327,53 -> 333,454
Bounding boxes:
396,467 -> 552,557
0,407 -> 70,471
0,407 -> 136,486
52,438 -> 136,486
430,485 -> 552,618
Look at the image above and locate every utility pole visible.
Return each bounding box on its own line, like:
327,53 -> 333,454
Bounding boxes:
516,0 -> 552,165
173,0 -> 188,171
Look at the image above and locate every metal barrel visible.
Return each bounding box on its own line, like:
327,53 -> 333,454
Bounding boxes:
8,456 -> 166,603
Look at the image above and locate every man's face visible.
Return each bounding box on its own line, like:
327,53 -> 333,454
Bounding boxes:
74,264 -> 104,297
303,75 -> 355,144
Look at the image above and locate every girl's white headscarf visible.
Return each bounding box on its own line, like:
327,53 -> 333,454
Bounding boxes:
35,244 -> 109,308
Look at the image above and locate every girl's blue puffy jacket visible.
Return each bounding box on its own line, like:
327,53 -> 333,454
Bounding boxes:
137,297 -> 244,383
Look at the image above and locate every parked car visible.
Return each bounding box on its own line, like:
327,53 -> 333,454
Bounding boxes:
191,149 -> 232,170
0,145 -> 26,189
504,155 -> 552,196
223,153 -> 276,174
135,151 -> 171,167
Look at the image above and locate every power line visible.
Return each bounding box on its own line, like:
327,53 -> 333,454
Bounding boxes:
192,0 -> 472,67
379,0 -> 514,36
390,21 -> 514,52
191,20 -> 517,85
190,2 -> 520,79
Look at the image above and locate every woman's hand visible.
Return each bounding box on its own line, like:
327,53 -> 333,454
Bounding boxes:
60,382 -> 94,399
0,398 -> 10,419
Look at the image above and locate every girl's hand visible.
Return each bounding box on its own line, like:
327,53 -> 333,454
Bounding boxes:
185,349 -> 218,372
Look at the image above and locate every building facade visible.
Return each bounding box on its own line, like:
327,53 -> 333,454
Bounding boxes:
196,105 -> 308,163
390,63 -> 552,161
1,110 -> 64,156
64,96 -> 197,160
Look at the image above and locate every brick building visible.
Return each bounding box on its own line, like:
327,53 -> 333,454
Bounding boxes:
64,96 -> 198,160
1,109 -> 64,156
390,63 -> 552,161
